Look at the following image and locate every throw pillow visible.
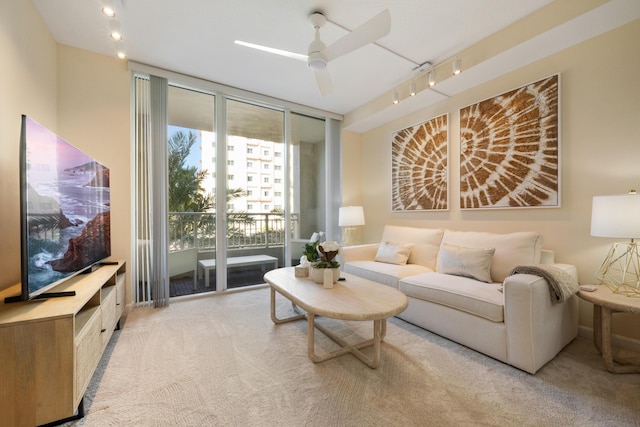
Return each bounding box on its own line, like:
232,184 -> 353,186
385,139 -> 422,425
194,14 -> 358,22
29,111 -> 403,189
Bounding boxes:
375,241 -> 414,265
437,243 -> 495,283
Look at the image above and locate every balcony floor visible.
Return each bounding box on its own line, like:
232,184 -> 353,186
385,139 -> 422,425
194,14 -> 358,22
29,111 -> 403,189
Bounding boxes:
169,266 -> 271,298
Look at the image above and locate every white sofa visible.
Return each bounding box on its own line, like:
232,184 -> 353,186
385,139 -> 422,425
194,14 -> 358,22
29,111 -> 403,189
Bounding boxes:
341,225 -> 579,374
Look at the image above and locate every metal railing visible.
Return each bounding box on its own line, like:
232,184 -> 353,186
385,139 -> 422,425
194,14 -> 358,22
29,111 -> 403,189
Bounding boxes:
168,212 -> 293,253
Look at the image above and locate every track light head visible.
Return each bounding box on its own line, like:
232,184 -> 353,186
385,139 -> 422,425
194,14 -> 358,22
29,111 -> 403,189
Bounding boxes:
428,70 -> 435,87
453,58 -> 461,76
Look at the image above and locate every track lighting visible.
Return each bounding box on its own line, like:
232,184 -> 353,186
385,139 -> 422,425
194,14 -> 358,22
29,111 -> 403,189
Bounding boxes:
393,89 -> 399,105
428,70 -> 435,87
453,57 -> 461,76
409,81 -> 416,97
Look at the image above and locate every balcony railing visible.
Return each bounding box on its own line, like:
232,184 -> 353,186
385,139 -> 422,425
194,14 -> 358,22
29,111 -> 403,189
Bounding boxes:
168,212 -> 296,253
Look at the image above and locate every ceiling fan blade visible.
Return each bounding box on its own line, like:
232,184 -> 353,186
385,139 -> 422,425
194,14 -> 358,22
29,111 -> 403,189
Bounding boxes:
313,68 -> 332,96
324,9 -> 391,62
234,40 -> 308,62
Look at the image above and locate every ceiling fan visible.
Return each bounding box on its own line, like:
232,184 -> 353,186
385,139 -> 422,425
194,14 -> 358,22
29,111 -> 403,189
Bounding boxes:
235,9 -> 391,96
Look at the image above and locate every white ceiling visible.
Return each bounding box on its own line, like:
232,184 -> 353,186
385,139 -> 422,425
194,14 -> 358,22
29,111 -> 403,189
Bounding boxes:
32,0 -> 639,132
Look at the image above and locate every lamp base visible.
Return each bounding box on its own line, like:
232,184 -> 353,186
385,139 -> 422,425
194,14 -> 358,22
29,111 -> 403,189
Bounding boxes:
595,241 -> 640,297
342,227 -> 360,247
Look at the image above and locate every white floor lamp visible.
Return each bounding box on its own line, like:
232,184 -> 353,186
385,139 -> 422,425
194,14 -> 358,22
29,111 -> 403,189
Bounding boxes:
591,190 -> 640,296
339,206 -> 365,247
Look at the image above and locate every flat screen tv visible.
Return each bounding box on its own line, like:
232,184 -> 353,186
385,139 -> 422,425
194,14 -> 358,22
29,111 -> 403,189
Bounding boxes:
5,115 -> 111,303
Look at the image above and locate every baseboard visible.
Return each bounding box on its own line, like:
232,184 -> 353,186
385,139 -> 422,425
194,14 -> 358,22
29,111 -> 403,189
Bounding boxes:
578,325 -> 640,353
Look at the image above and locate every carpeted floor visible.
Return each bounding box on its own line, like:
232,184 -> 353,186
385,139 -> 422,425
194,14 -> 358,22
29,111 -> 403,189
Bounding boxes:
64,287 -> 640,427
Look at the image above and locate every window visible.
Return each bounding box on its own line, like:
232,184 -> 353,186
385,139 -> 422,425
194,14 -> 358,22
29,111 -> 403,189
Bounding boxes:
247,190 -> 253,196
275,191 -> 282,197
274,165 -> 282,171
275,178 -> 282,184
263,177 -> 269,183
227,174 -> 234,180
263,204 -> 270,211
228,145 -> 234,151
247,161 -> 253,168
264,190 -> 269,197
247,147 -> 253,154
274,151 -> 282,157
263,149 -> 270,156
228,160 -> 234,166
248,176 -> 253,182
247,204 -> 253,210
263,163 -> 269,170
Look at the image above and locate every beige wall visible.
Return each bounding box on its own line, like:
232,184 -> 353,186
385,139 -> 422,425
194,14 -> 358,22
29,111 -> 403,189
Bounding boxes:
0,1 -> 132,302
344,19 -> 640,340
57,45 -> 132,301
0,0 -> 58,288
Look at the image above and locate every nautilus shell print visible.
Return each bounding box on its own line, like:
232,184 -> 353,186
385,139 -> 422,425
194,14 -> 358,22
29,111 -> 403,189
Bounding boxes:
459,74 -> 559,209
392,114 -> 448,211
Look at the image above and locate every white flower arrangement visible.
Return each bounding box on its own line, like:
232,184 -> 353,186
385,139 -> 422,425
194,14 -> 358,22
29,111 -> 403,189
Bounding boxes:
314,240 -> 341,269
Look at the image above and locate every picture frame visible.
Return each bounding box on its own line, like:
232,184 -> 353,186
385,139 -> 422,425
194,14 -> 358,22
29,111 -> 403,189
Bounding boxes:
391,114 -> 449,211
459,74 -> 560,209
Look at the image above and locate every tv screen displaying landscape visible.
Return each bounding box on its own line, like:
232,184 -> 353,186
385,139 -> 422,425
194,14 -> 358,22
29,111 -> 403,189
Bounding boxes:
22,115 -> 111,298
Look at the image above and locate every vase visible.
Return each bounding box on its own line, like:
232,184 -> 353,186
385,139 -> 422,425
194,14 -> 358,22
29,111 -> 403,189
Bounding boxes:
309,266 -> 340,285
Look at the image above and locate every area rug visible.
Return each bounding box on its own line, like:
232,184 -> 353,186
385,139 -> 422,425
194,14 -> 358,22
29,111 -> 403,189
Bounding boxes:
64,287 -> 640,426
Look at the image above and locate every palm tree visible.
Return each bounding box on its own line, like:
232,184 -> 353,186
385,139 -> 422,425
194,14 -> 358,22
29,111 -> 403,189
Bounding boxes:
168,130 -> 212,213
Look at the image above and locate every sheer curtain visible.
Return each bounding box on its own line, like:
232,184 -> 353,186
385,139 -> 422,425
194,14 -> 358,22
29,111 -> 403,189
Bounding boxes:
133,73 -> 170,307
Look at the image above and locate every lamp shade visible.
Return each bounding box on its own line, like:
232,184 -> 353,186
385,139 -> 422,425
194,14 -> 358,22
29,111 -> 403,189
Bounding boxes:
591,192 -> 640,238
338,206 -> 365,227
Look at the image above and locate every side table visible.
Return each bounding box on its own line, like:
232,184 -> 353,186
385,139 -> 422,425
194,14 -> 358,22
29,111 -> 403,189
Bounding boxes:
578,285 -> 640,373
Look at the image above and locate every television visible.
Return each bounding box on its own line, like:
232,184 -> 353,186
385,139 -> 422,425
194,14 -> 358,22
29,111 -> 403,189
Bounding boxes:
5,115 -> 111,303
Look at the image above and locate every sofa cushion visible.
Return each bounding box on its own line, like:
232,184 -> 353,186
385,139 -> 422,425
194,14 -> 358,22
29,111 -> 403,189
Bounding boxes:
437,244 -> 495,283
381,225 -> 444,269
441,230 -> 543,283
399,272 -> 504,322
344,261 -> 433,288
375,241 -> 414,265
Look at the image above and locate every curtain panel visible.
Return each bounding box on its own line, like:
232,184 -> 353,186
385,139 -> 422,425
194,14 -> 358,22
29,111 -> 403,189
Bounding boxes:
133,73 -> 170,307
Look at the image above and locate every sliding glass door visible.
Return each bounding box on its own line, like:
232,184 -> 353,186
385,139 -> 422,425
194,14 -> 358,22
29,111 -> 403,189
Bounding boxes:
223,99 -> 285,289
166,85 -> 216,297
133,68 -> 342,305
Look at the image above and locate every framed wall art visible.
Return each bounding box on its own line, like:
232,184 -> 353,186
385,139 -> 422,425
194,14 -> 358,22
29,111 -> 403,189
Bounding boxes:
459,74 -> 560,209
391,114 -> 448,211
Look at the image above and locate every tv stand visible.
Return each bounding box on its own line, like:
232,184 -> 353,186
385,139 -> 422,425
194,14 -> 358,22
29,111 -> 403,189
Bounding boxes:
0,261 -> 126,426
4,290 -> 76,304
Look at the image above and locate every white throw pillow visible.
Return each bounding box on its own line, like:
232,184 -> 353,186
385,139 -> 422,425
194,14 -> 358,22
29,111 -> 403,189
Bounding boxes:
375,241 -> 414,265
441,230 -> 543,282
437,243 -> 495,283
381,226 -> 444,269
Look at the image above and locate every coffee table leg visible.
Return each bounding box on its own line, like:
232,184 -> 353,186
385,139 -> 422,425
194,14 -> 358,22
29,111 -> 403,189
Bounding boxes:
307,314 -> 383,369
270,287 -> 306,325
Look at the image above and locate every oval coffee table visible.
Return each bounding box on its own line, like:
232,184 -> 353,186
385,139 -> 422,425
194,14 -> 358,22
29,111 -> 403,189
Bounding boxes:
264,267 -> 408,368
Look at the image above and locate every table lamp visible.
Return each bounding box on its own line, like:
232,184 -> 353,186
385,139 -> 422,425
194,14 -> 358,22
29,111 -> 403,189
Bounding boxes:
590,190 -> 640,296
339,206 -> 365,246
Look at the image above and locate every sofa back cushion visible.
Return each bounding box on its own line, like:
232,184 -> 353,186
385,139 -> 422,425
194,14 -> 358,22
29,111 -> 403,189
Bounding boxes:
440,230 -> 543,282
381,225 -> 444,270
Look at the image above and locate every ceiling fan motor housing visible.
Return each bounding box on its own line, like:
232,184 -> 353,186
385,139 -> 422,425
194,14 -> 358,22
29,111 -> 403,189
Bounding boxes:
307,21 -> 327,70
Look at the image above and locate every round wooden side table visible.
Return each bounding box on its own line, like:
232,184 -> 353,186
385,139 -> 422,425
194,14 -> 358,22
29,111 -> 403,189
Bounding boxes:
578,285 -> 640,373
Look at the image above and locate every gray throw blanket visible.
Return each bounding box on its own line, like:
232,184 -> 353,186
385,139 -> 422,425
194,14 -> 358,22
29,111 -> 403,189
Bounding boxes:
509,264 -> 579,303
